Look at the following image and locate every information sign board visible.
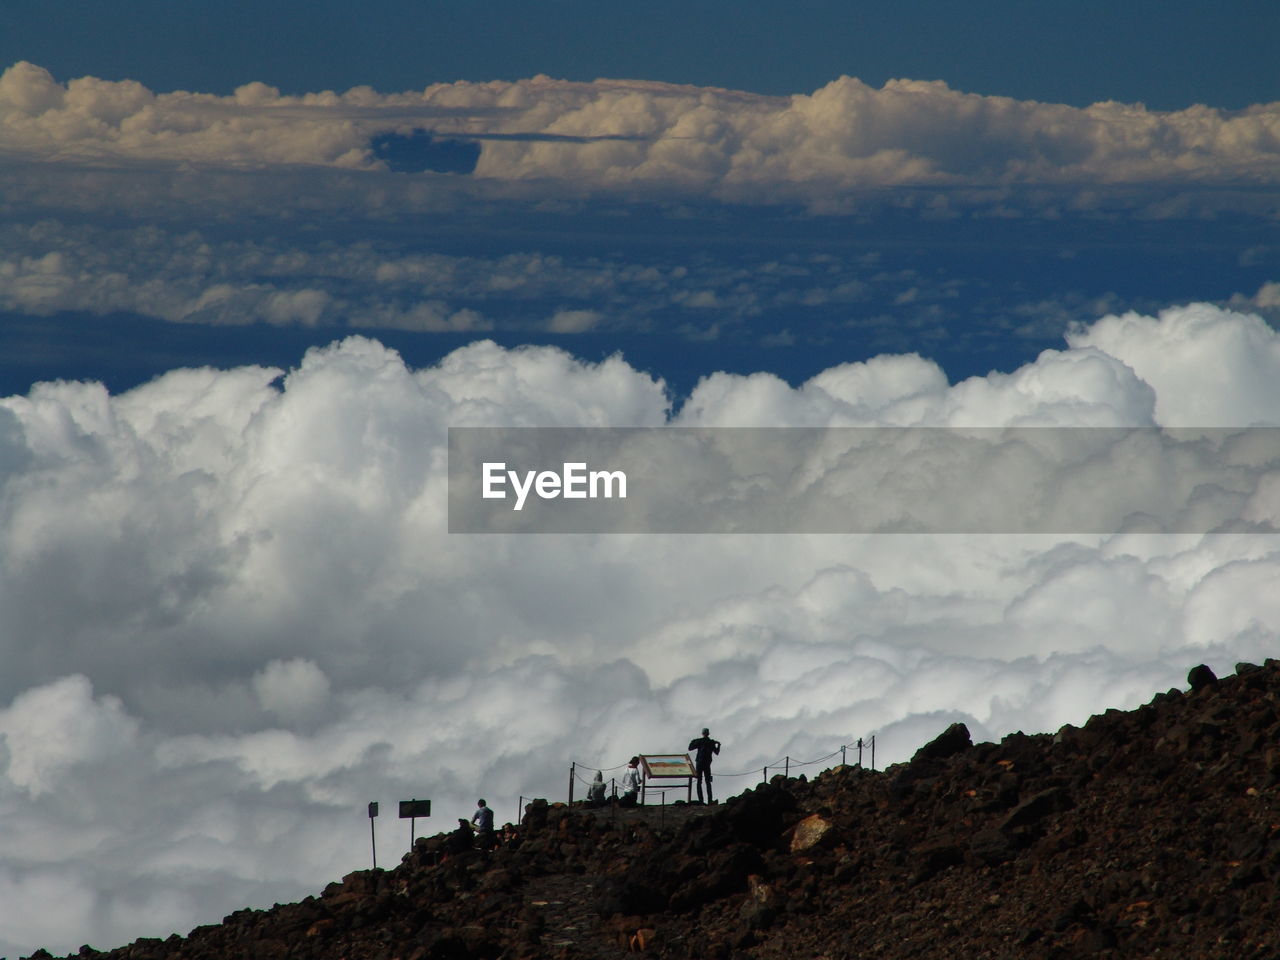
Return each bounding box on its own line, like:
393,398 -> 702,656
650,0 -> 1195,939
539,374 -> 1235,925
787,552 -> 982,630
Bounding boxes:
399,799 -> 432,818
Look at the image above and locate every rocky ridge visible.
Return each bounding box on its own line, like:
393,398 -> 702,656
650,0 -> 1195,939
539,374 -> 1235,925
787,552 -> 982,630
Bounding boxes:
35,659 -> 1280,959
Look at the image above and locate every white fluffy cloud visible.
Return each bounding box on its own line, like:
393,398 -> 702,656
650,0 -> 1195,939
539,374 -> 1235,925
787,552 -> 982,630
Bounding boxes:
2,304 -> 1280,955
1083,298 -> 1280,431
3,61 -> 1278,201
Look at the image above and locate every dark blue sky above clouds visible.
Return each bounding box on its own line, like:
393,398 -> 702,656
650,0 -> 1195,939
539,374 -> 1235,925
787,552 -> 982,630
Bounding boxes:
4,0 -> 1277,109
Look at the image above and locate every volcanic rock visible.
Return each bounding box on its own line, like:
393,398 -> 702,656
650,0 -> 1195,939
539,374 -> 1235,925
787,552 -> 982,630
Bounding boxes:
1187,662 -> 1217,691
35,659 -> 1280,960
911,721 -> 972,762
788,814 -> 833,853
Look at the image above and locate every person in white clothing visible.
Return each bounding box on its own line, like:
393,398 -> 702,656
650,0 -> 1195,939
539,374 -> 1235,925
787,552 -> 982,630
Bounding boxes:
619,756 -> 642,807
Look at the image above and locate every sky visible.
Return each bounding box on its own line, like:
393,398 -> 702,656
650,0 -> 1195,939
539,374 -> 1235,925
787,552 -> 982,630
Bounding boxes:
2,3 -> 1280,955
3,0 -> 1278,110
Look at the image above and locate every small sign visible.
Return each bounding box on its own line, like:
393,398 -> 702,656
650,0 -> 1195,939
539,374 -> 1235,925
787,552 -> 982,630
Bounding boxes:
641,754 -> 695,778
368,801 -> 379,818
399,799 -> 432,818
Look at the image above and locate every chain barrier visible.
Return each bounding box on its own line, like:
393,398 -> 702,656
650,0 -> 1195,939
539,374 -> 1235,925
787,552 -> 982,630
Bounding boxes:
716,736 -> 876,780
560,735 -> 877,807
570,759 -> 630,772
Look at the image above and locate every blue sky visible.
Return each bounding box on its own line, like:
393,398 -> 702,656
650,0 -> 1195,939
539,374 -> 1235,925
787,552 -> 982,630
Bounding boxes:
2,5 -> 1280,956
4,0 -> 1278,108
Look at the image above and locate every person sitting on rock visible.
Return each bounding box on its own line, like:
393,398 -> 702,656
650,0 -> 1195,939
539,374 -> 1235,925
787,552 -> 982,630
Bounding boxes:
619,756 -> 642,807
587,769 -> 607,807
501,822 -> 521,849
688,727 -> 721,803
471,798 -> 495,850
445,818 -> 474,858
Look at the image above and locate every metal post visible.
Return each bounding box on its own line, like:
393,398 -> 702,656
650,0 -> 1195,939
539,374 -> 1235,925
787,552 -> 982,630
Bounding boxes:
784,756 -> 790,778
368,801 -> 379,870
871,735 -> 876,771
569,762 -> 576,804
762,766 -> 768,784
858,737 -> 863,767
841,743 -> 847,766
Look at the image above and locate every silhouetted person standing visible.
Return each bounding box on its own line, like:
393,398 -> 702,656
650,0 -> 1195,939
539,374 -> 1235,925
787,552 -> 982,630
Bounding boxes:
688,728 -> 720,803
472,798 -> 495,850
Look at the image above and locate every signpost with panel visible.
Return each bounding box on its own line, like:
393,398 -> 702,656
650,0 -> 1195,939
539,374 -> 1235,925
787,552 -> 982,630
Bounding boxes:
639,754 -> 695,804
399,798 -> 432,851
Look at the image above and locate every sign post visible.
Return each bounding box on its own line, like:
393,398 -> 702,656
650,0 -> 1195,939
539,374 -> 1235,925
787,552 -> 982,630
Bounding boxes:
368,801 -> 379,869
399,798 -> 432,852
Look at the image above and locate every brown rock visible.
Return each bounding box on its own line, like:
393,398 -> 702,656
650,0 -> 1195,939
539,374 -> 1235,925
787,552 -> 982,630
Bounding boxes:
43,660 -> 1280,960
1187,663 -> 1217,692
912,722 -> 972,762
628,927 -> 656,951
789,814 -> 833,852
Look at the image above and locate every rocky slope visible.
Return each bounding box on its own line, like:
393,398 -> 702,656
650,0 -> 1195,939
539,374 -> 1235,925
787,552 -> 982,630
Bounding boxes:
35,660 -> 1280,959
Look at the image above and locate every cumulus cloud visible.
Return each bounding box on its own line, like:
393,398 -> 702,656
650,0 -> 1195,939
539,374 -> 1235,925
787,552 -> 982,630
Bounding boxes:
252,659 -> 331,724
0,675 -> 138,797
0,220 -> 957,340
3,54 -> 1277,959
3,62 -> 1279,204
1228,279 -> 1280,329
2,66 -> 1270,382
3,304 -> 1280,955
1067,303 -> 1280,426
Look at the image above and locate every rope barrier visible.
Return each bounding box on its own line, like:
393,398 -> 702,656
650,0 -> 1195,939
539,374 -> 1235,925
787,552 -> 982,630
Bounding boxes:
717,740 -> 872,778
570,759 -> 630,772
569,737 -> 878,785
499,736 -> 880,835
790,750 -> 842,767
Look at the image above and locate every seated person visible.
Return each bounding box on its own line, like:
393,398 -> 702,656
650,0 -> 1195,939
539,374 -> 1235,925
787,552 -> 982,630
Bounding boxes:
445,818 -> 474,857
587,769 -> 607,806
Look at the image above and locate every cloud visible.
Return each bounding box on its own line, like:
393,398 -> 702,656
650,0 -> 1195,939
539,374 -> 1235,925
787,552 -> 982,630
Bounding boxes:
252,659 -> 331,723
3,304 -> 1280,954
1067,302 -> 1280,426
547,307 -> 602,333
0,221 -> 806,333
3,62 -> 1279,206
0,675 -> 137,797
1228,279 -> 1280,330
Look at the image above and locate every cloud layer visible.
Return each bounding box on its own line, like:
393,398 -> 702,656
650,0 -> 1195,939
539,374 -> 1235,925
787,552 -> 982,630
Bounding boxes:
3,62 -> 1279,201
3,303 -> 1280,954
